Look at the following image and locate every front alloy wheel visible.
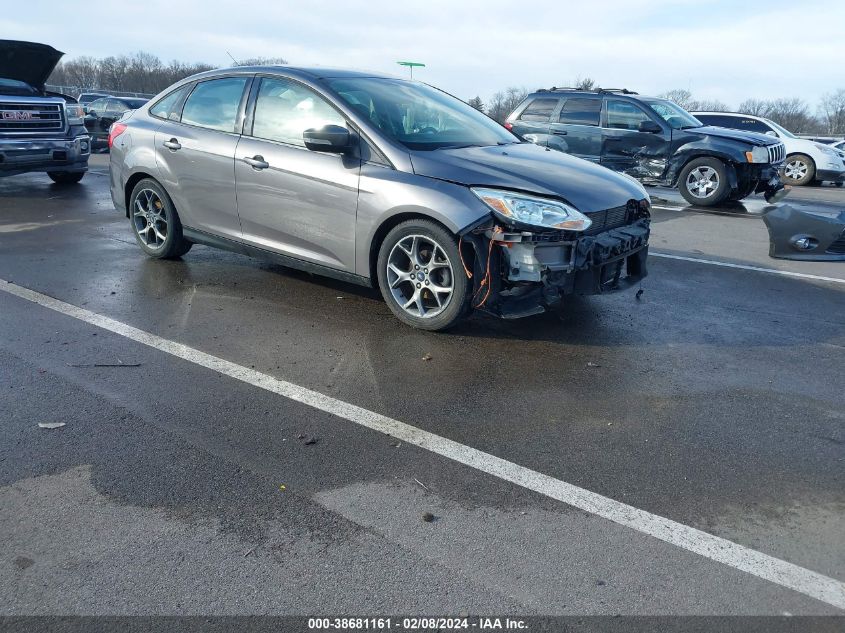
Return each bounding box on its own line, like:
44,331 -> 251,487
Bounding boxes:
781,154 -> 815,186
678,157 -> 729,206
376,219 -> 471,330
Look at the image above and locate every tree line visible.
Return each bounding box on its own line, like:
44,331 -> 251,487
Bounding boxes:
47,51 -> 287,96
47,55 -> 845,136
469,79 -> 845,136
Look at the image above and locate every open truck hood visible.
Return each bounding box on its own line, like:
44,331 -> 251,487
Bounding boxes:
409,142 -> 647,213
0,40 -> 64,91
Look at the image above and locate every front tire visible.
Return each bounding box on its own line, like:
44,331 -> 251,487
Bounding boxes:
48,171 -> 84,185
678,157 -> 730,206
781,154 -> 815,186
129,178 -> 192,259
376,219 -> 471,331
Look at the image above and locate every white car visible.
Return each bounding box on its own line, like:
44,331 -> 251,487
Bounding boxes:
693,112 -> 845,187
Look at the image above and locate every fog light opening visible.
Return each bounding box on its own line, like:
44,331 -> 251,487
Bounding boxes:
792,236 -> 819,251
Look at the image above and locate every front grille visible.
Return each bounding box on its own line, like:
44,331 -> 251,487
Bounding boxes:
0,102 -> 64,132
585,203 -> 631,235
767,143 -> 785,164
826,230 -> 845,255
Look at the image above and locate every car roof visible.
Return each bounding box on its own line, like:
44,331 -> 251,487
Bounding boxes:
528,89 -> 655,99
186,65 -> 401,82
692,111 -> 765,119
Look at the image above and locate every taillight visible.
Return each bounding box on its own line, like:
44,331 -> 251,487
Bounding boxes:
108,123 -> 128,149
503,122 -> 513,131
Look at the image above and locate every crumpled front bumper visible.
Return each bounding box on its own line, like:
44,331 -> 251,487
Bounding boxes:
0,134 -> 91,177
763,204 -> 845,261
462,218 -> 650,319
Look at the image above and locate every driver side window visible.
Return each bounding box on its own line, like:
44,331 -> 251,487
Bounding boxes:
606,100 -> 651,130
251,78 -> 345,147
88,98 -> 108,114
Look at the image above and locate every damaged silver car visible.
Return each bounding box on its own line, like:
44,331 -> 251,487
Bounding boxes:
110,67 -> 650,330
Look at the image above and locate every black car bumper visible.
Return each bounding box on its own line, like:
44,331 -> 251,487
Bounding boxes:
763,204 -> 845,261
0,134 -> 90,177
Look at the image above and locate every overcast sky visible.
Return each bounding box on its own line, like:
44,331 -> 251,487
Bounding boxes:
4,0 -> 843,107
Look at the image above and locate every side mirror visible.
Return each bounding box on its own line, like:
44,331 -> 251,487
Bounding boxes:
765,130 -> 778,137
303,125 -> 352,153
638,120 -> 662,134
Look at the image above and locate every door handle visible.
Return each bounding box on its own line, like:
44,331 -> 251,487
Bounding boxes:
163,138 -> 181,151
243,155 -> 269,170
553,130 -> 568,136
605,137 -> 623,143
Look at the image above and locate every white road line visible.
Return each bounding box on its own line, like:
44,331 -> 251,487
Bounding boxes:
651,252 -> 845,284
2,279 -> 844,610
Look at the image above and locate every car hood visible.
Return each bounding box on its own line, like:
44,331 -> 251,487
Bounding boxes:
409,143 -> 647,213
691,125 -> 777,146
0,40 -> 64,91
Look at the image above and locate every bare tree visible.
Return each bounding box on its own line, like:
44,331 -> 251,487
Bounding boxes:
737,98 -> 771,116
233,56 -> 288,66
765,98 -> 811,133
466,96 -> 485,113
574,76 -> 596,91
819,89 -> 845,135
659,89 -> 695,110
487,86 -> 529,123
694,99 -> 731,112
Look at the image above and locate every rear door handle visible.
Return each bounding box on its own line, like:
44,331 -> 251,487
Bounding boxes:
605,137 -> 623,143
163,138 -> 181,151
553,130 -> 568,136
243,155 -> 269,170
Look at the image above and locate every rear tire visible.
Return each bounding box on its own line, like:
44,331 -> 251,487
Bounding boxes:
376,219 -> 471,331
780,154 -> 815,186
48,171 -> 84,185
678,157 -> 730,206
129,178 -> 193,259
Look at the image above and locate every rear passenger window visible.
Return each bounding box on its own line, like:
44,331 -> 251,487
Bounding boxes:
181,77 -> 249,133
149,86 -> 190,121
735,118 -> 771,133
558,98 -> 601,126
519,98 -> 558,122
606,101 -> 652,130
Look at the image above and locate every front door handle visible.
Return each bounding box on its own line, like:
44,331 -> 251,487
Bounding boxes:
163,138 -> 181,151
605,137 -> 623,143
553,130 -> 568,136
243,155 -> 269,170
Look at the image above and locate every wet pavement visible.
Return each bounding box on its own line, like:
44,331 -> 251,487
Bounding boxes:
1,155 -> 843,615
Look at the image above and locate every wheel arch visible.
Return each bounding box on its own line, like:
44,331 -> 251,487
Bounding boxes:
669,152 -> 738,190
124,171 -> 159,218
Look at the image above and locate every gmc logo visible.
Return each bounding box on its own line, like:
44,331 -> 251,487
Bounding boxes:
2,111 -> 33,120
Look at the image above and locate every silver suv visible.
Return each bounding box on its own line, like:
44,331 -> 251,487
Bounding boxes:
110,67 -> 651,330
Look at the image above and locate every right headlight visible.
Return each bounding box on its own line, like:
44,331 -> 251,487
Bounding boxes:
471,187 -> 592,231
745,146 -> 770,163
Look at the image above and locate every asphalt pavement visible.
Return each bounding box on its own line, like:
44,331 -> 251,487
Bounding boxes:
1,155 -> 843,619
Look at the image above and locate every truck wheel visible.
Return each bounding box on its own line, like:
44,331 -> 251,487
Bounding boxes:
376,219 -> 471,331
678,157 -> 730,206
129,178 -> 193,259
780,154 -> 815,186
48,171 -> 84,185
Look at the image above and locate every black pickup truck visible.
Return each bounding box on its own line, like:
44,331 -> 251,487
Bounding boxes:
506,88 -> 787,207
0,40 -> 90,184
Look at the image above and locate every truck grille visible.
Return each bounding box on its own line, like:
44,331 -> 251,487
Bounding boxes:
585,203 -> 631,235
0,102 -> 64,133
767,143 -> 785,164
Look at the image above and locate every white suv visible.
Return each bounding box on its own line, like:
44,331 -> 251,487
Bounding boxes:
693,112 -> 845,187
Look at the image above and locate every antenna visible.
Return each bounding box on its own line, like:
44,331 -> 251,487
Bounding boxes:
226,51 -> 241,66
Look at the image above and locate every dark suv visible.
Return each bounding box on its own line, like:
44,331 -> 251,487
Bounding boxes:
506,88 -> 786,206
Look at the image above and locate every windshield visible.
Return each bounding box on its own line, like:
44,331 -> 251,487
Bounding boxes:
0,78 -> 38,96
326,77 -> 518,150
642,98 -> 702,130
763,118 -> 797,139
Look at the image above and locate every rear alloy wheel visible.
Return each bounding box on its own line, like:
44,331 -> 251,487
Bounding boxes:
48,171 -> 84,185
377,220 -> 471,331
780,154 -> 815,186
129,178 -> 192,259
678,157 -> 730,206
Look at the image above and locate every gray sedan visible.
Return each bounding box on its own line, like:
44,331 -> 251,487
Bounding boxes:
109,67 -> 651,330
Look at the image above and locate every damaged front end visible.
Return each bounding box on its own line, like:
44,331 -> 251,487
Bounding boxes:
460,199 -> 651,318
